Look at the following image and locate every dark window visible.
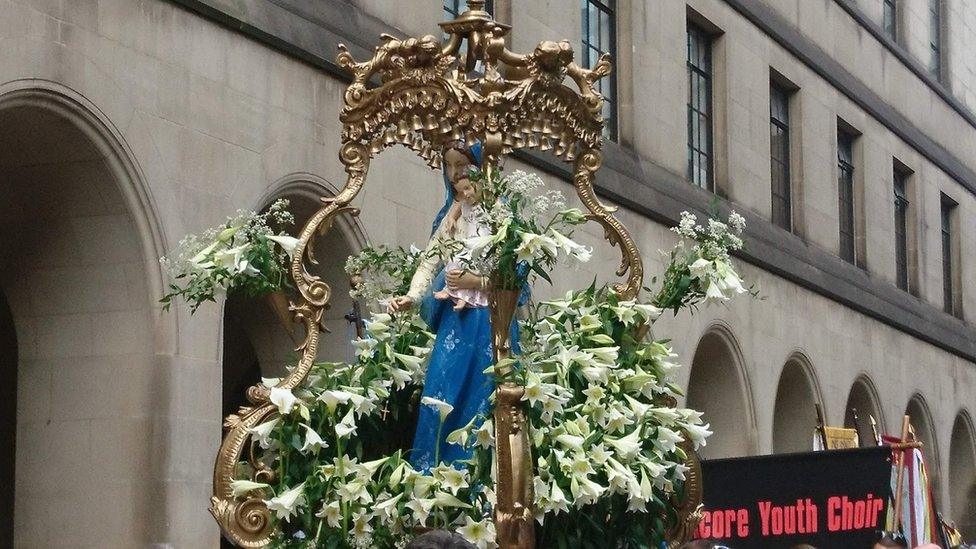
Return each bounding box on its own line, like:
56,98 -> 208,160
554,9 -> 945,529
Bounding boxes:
883,0 -> 897,41
929,0 -> 942,78
687,24 -> 713,190
894,169 -> 910,291
443,0 -> 493,19
941,195 -> 956,314
838,129 -> 856,263
770,83 -> 792,230
581,0 -> 616,140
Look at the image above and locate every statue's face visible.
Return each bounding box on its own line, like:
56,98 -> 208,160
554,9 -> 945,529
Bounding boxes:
443,148 -> 471,184
453,177 -> 478,205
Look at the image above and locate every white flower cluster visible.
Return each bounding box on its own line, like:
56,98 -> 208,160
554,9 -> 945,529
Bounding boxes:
344,244 -> 425,310
234,310 -> 503,548
656,210 -> 751,311
499,287 -> 710,544
159,199 -> 298,312
461,170 -> 591,288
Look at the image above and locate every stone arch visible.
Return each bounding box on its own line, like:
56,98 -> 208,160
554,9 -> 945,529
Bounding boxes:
844,373 -> 885,440
0,81 -> 167,546
772,351 -> 822,454
685,322 -> 757,459
221,174 -> 368,418
905,394 -> 942,504
948,410 -> 976,539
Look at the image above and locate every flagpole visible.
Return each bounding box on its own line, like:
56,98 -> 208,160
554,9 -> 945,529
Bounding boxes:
892,414 -> 911,532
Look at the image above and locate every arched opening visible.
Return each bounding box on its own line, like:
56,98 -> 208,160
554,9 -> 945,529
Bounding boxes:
772,355 -> 820,454
686,327 -> 754,459
221,185 -> 363,421
844,375 -> 884,443
0,105 -> 154,545
948,412 -> 976,539
905,395 -> 941,503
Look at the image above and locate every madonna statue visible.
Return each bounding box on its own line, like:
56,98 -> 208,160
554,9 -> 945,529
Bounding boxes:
388,141 -> 520,471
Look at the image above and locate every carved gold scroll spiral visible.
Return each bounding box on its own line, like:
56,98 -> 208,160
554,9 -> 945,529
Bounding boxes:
210,1 -> 700,546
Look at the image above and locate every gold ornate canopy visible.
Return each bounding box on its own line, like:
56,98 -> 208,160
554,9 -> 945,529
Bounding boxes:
209,2 -> 700,547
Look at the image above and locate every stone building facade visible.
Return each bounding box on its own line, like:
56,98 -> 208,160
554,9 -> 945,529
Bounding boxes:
0,0 -> 973,547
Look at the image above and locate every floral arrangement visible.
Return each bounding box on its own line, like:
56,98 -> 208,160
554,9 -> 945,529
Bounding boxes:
159,199 -> 298,312
159,181 -> 752,547
344,244 -> 425,310
653,210 -> 751,314
461,169 -> 592,290
236,309 -> 505,548
455,284 -> 711,547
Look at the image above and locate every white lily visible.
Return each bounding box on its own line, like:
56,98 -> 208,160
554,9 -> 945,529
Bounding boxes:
549,228 -> 592,262
267,234 -> 300,258
683,422 -> 713,449
605,428 -> 642,461
433,490 -> 472,509
434,465 -> 469,495
213,244 -> 249,272
269,386 -> 298,415
405,497 -> 436,525
474,419 -> 495,448
248,418 -> 279,449
188,241 -> 218,269
300,424 -> 327,453
317,389 -> 354,414
352,337 -> 378,359
588,346 -> 619,364
374,492 -> 404,521
315,501 -> 341,528
457,515 -> 496,549
514,232 -> 558,262
611,304 -> 638,326
264,481 -> 306,520
393,352 -> 425,371
689,257 -> 712,280
335,407 -> 358,438
351,509 -> 373,543
578,313 -> 602,332
465,232 -> 499,258
633,302 -> 662,321
654,426 -> 683,453
421,396 -> 454,422
704,280 -> 727,303
522,373 -> 546,407
555,434 -> 585,452
549,482 -> 570,514
229,479 -> 270,498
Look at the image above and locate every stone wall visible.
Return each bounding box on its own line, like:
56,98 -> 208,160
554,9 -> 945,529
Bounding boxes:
0,0 -> 971,546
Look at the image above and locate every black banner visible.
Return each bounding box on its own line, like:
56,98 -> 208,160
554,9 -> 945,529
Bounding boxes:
695,447 -> 893,549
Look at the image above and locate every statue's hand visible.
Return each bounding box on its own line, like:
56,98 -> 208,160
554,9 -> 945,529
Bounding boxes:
387,296 -> 414,313
447,269 -> 483,291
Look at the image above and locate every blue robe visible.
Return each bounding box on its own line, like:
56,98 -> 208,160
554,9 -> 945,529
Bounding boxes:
410,269 -> 519,470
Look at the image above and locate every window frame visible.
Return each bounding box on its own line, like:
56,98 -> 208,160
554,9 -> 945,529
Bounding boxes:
940,194 -> 958,315
687,23 -> 714,191
837,129 -> 857,264
769,82 -> 792,231
893,168 -> 910,291
883,0 -> 898,42
581,0 -> 617,140
928,0 -> 943,79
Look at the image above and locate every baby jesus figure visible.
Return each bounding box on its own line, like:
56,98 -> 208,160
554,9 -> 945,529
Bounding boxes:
432,170 -> 490,310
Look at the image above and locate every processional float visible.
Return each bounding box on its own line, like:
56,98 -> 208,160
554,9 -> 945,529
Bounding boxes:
209,2 -> 702,547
